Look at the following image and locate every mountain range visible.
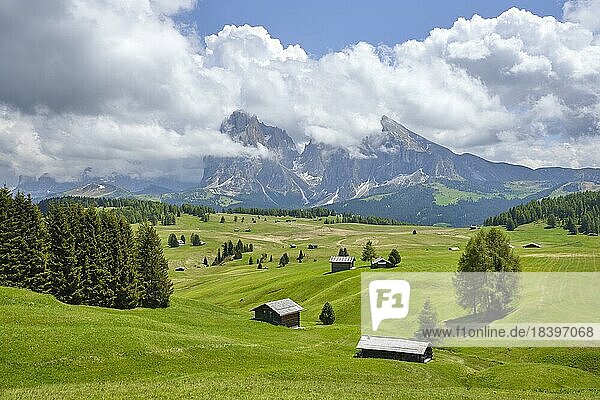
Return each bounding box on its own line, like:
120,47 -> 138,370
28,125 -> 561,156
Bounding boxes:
15,110 -> 600,226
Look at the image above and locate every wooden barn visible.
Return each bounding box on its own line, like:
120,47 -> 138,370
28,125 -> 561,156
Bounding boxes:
370,257 -> 394,269
251,298 -> 303,328
308,243 -> 318,249
356,335 -> 433,363
523,242 -> 542,248
329,256 -> 355,273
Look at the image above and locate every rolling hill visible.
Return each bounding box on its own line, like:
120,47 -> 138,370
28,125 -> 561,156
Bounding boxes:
2,213 -> 600,399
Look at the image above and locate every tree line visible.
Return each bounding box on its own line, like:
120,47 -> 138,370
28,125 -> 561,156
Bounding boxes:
484,191 -> 600,234
225,206 -> 335,219
38,196 -> 214,226
225,205 -> 406,226
0,189 -> 173,309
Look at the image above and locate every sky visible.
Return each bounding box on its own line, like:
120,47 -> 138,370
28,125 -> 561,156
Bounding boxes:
1,0 -> 600,185
182,0 -> 566,56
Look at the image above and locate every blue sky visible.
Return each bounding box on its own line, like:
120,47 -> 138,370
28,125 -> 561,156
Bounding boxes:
182,0 -> 566,55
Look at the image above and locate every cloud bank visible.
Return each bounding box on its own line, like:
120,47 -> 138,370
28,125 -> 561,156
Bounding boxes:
0,0 -> 599,184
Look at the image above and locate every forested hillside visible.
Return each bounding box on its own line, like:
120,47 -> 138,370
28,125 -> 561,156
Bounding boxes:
485,191 -> 600,234
0,189 -> 173,309
39,196 -> 214,225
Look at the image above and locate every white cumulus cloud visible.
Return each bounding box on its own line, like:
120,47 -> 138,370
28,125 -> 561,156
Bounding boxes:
0,1 -> 600,185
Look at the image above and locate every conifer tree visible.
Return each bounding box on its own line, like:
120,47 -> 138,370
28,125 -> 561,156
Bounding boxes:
0,187 -> 16,286
415,298 -> 441,343
361,241 -> 376,263
203,256 -> 208,266
45,204 -> 79,302
168,233 -> 179,248
566,217 -> 578,234
248,256 -> 253,265
135,223 -> 173,308
388,248 -> 401,266
319,302 -> 336,325
111,216 -> 140,309
180,234 -> 185,244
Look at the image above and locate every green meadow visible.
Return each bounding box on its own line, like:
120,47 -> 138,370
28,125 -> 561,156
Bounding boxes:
2,214 -> 600,399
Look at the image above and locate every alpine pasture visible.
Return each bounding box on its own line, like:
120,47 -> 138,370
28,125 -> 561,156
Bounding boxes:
2,214 -> 600,399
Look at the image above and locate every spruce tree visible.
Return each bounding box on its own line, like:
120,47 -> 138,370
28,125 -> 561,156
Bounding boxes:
168,233 -> 179,248
0,188 -> 16,286
361,241 -> 376,263
0,192 -> 48,290
319,302 -> 335,325
388,248 -> 401,266
248,256 -> 253,265
566,217 -> 578,234
45,204 -> 79,302
111,216 -> 140,309
415,298 -> 441,343
506,218 -> 516,231
180,234 -> 185,244
135,223 -> 173,308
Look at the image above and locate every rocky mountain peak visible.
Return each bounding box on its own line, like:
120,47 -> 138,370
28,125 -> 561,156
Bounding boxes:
220,110 -> 298,164
378,115 -> 428,153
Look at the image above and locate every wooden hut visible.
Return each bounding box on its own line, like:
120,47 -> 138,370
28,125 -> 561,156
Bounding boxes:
523,242 -> 542,248
356,335 -> 433,363
308,244 -> 318,249
371,257 -> 394,269
251,298 -> 303,328
329,256 -> 355,273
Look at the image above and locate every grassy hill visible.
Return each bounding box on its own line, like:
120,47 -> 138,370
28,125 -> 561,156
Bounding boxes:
2,214 -> 600,399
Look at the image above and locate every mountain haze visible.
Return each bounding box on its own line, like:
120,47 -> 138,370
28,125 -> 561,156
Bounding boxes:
16,111 -> 600,226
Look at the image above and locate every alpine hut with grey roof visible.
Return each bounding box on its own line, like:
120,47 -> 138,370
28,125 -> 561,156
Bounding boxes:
251,298 -> 304,327
329,256 -> 355,273
356,335 -> 433,363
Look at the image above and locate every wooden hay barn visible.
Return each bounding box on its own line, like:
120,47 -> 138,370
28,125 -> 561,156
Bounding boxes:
448,247 -> 460,251
329,256 -> 355,273
308,243 -> 318,249
370,257 -> 394,269
251,298 -> 303,328
356,335 -> 433,363
523,242 -> 542,248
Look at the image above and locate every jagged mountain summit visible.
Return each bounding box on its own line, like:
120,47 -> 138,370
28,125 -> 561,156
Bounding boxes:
16,110 -> 600,226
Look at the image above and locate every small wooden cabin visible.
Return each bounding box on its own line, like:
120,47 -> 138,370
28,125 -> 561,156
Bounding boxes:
308,244 -> 318,249
523,242 -> 542,248
371,257 -> 394,269
329,256 -> 355,273
448,247 -> 460,251
251,298 -> 303,328
356,335 -> 433,363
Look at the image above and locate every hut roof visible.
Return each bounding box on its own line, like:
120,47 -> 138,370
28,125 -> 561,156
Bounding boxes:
356,335 -> 431,355
371,257 -> 387,264
523,242 -> 542,248
329,256 -> 355,263
251,298 -> 303,316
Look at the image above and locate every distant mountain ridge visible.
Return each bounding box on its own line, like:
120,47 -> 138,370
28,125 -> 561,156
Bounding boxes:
16,110 -> 600,226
